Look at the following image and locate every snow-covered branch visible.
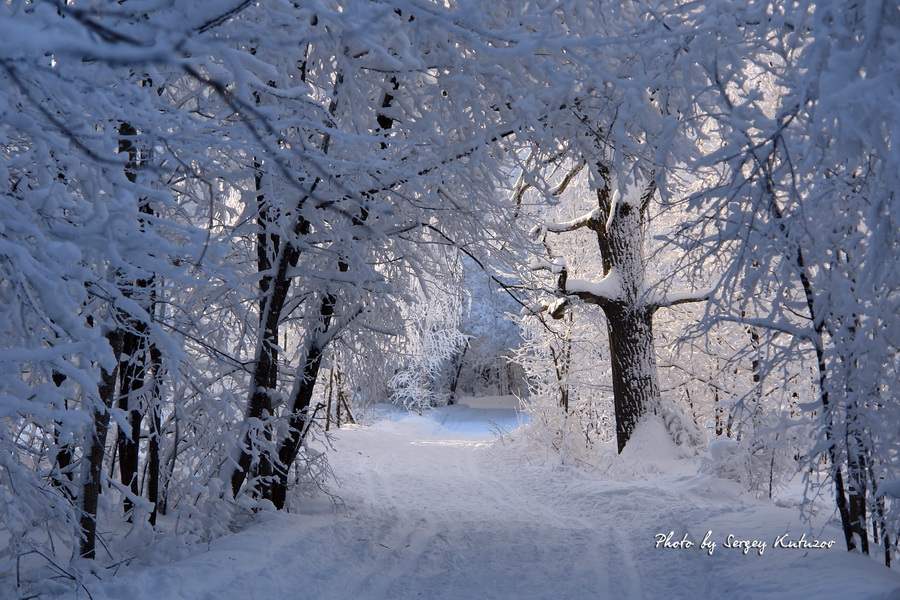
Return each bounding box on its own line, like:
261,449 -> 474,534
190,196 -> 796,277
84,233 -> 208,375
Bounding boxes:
565,271 -> 623,307
529,207 -> 603,240
648,287 -> 712,311
712,315 -> 815,340
545,267 -> 622,319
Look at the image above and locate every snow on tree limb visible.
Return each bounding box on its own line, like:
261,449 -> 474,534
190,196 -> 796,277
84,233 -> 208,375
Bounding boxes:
528,258 -> 564,273
529,207 -> 603,239
545,267 -> 623,318
565,270 -> 624,306
713,315 -> 815,340
648,287 -> 713,310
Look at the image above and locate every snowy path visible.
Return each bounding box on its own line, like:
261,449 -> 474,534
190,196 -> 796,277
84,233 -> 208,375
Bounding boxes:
333,425 -> 636,599
64,398 -> 900,600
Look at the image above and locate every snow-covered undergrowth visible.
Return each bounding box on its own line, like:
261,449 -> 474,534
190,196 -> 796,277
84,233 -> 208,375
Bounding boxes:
43,396 -> 900,600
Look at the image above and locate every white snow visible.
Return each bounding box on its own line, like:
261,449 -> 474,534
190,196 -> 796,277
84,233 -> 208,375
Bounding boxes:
56,396 -> 900,600
567,268 -> 623,303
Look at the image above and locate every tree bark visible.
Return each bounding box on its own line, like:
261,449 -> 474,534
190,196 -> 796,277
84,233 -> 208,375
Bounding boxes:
270,293 -> 336,510
766,197 -> 857,552
231,165 -> 297,499
115,120 -> 157,520
51,372 -> 76,498
595,175 -> 659,452
581,174 -> 660,452
147,342 -> 162,526
543,168 -> 690,452
234,62 -> 394,503
846,416 -> 870,554
603,304 -> 658,452
116,323 -> 144,519
79,329 -> 124,559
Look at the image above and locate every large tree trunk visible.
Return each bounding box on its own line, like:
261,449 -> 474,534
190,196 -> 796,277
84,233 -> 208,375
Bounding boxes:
544,169 -> 685,453
592,175 -> 660,452
588,175 -> 659,452
603,304 -> 658,452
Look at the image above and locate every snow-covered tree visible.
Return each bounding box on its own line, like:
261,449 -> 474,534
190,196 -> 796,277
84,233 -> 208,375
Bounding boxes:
677,0 -> 900,562
505,0 -> 725,453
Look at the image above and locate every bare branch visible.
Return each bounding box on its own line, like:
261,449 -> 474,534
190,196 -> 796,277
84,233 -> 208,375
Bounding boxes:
640,174 -> 657,214
196,1 -> 256,34
549,161 -> 586,196
710,314 -> 814,340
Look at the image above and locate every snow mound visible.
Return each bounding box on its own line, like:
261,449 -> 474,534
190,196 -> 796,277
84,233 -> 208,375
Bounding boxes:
619,416 -> 697,476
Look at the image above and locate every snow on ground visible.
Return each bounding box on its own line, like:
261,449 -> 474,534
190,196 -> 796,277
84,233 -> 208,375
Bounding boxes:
58,396 -> 900,600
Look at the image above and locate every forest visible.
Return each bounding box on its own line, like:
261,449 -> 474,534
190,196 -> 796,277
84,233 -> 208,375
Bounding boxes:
1,0 -> 899,597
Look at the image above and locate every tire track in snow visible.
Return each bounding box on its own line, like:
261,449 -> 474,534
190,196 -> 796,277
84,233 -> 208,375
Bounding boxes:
345,436 -> 436,598
339,432 -> 616,599
347,513 -> 440,600
607,524 -> 644,599
341,433 -> 476,598
332,424 -> 782,600
462,440 -> 615,596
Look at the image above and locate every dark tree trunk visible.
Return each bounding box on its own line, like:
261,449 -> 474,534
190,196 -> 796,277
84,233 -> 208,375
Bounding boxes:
595,177 -> 659,452
231,165 -> 299,499
325,370 -> 334,432
588,173 -> 660,452
115,120 -> 158,520
603,304 -> 658,453
234,63 -> 392,503
548,328 -> 571,413
79,329 -> 124,559
117,324 -> 145,519
448,342 -> 468,403
270,294 -> 336,510
147,342 -> 162,526
51,372 -> 76,498
847,418 -> 870,554
772,194 -> 856,553
547,170 -> 675,453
